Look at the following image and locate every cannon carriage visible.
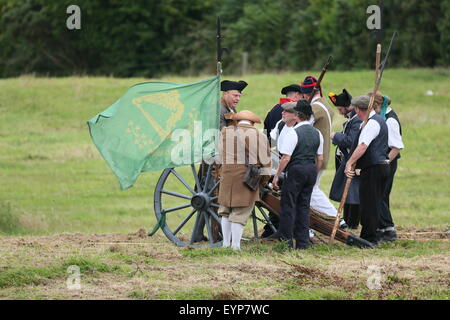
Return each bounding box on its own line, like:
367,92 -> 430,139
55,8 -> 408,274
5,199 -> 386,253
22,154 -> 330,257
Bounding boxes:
153,161 -> 374,249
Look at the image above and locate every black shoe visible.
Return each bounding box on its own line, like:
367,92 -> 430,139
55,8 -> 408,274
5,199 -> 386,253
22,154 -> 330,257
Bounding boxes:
380,230 -> 397,242
261,229 -> 274,238
295,240 -> 310,250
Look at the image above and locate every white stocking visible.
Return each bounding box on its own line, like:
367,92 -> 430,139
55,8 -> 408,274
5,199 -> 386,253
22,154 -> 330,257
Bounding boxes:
231,222 -> 245,250
221,217 -> 232,248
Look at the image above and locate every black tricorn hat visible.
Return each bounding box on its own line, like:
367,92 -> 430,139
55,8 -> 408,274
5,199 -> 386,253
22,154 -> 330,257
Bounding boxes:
328,89 -> 352,108
281,84 -> 302,95
220,80 -> 248,92
294,100 -> 313,117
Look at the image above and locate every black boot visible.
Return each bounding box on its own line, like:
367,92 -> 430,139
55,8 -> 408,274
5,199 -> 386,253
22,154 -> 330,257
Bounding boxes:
295,240 -> 310,250
380,229 -> 397,242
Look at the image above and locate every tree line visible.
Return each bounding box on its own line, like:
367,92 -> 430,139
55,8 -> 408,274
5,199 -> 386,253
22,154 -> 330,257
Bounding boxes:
0,0 -> 449,78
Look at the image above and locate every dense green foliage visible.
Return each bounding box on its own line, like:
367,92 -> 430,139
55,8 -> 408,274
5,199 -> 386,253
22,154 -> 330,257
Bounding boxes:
0,0 -> 449,77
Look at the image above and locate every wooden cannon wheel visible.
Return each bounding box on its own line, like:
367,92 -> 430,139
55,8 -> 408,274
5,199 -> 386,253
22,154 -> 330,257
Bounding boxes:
153,162 -> 279,248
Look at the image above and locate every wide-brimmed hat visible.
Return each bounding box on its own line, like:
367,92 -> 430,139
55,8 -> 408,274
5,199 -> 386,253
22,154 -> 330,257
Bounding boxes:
281,84 -> 302,95
328,89 -> 352,108
231,110 -> 261,123
300,76 -> 318,94
221,80 -> 248,92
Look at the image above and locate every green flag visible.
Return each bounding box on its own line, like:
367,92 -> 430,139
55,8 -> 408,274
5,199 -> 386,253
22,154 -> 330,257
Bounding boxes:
87,75 -> 220,190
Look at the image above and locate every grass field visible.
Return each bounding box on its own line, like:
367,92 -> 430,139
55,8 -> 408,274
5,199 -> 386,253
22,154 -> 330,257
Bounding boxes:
0,69 -> 449,300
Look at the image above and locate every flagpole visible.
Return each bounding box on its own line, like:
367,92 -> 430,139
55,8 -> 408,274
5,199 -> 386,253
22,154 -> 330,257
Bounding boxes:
216,16 -> 223,76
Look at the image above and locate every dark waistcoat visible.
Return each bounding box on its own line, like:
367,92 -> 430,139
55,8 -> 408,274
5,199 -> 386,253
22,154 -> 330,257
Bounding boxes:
354,114 -> 389,169
288,125 -> 320,169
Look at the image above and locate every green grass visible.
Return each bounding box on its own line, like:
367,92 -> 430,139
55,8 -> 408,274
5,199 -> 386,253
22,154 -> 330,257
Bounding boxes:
0,69 -> 448,236
0,256 -> 122,289
0,70 -> 449,300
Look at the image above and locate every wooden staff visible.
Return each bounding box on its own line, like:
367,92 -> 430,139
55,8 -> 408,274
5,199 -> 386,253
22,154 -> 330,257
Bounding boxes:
329,44 -> 382,244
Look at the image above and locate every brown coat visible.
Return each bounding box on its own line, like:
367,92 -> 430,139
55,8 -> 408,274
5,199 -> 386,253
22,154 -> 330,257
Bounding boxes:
218,123 -> 271,207
311,96 -> 334,170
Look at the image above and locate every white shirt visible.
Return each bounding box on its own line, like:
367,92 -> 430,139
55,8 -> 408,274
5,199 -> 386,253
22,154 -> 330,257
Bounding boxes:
270,119 -> 297,152
385,108 -> 404,149
270,119 -> 284,143
279,121 -> 324,156
358,111 -> 380,146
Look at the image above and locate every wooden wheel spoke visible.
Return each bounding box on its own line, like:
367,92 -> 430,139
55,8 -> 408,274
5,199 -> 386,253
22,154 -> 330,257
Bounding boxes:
164,203 -> 192,214
206,208 -> 221,223
191,164 -> 201,193
189,211 -> 204,245
170,169 -> 196,195
161,190 -> 192,200
202,164 -> 213,193
207,179 -> 221,196
173,209 -> 197,236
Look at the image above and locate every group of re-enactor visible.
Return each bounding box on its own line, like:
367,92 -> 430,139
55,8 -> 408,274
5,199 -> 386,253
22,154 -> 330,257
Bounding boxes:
216,77 -> 404,250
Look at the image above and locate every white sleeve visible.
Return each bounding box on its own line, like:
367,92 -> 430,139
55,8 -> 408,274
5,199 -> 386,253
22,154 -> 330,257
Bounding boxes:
358,119 -> 380,146
270,120 -> 282,141
386,118 -> 404,149
317,130 -> 324,155
278,129 -> 298,156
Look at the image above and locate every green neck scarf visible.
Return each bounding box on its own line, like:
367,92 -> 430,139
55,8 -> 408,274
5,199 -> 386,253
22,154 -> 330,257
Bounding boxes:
381,96 -> 389,120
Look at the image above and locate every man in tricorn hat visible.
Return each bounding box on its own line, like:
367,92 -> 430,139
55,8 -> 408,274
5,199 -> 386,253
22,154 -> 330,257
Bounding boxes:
191,80 -> 247,243
328,89 -> 362,229
300,76 -> 345,226
220,80 -> 248,129
218,110 -> 271,250
263,83 -> 303,145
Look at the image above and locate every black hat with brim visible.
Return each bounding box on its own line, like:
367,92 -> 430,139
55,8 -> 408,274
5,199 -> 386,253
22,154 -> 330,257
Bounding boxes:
221,80 -> 248,92
328,89 -> 352,108
281,84 -> 302,95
